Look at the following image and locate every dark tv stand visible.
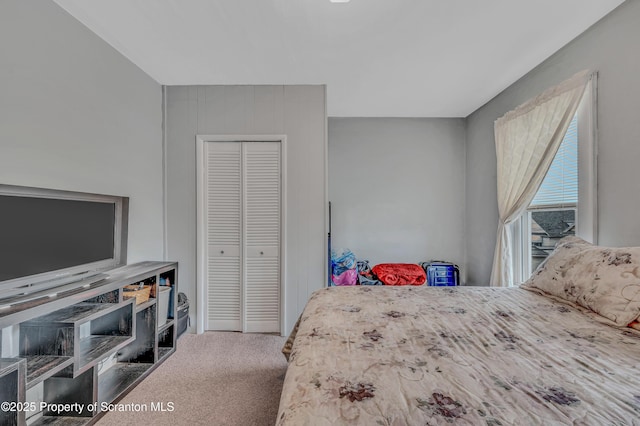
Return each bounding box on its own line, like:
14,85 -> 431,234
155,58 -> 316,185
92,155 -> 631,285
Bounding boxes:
0,261 -> 178,426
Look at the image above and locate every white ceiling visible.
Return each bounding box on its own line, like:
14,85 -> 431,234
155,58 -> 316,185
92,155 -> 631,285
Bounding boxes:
53,0 -> 624,117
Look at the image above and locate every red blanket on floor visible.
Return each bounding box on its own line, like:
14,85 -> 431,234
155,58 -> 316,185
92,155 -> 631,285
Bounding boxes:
371,263 -> 426,286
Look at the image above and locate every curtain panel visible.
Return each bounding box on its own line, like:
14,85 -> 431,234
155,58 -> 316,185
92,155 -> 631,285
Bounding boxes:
490,70 -> 591,287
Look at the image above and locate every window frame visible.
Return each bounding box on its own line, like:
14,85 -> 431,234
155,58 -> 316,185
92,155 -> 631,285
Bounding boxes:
514,75 -> 598,284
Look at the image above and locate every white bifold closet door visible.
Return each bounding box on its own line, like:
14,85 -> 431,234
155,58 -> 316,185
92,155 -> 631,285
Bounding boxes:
205,141 -> 281,333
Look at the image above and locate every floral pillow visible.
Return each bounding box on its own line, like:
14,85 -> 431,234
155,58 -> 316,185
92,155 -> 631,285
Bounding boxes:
521,236 -> 640,325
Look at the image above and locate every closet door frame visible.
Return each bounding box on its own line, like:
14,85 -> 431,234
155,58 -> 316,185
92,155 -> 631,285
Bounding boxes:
196,135 -> 287,336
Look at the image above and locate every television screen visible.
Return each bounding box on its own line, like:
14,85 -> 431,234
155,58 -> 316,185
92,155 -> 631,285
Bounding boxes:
0,195 -> 116,282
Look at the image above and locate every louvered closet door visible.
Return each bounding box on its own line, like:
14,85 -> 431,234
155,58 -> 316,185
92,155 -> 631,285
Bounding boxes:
243,142 -> 281,333
205,142 -> 243,331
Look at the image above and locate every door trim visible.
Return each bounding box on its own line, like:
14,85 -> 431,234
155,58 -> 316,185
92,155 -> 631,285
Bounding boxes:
196,135 -> 287,336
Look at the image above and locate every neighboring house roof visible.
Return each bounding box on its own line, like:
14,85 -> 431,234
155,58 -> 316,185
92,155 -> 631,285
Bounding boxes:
531,210 -> 576,238
531,220 -> 546,236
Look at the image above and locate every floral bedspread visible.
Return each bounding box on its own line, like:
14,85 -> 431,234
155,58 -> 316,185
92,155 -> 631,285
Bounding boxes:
277,286 -> 640,425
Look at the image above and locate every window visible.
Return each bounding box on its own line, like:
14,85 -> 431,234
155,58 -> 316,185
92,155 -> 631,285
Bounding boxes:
514,77 -> 597,283
528,115 -> 577,273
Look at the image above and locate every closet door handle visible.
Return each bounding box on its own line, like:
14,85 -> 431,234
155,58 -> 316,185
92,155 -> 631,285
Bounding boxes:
220,250 -> 224,254
260,251 -> 264,255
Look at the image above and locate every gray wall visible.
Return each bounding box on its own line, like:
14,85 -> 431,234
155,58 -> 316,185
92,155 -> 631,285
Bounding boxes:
329,118 -> 466,274
0,0 -> 164,262
465,0 -> 640,286
165,85 -> 327,335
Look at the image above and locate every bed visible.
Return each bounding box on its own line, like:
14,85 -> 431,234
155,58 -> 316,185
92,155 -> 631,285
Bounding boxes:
277,237 -> 640,425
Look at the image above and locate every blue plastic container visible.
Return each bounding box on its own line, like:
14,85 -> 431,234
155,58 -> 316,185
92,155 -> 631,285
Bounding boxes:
426,262 -> 459,286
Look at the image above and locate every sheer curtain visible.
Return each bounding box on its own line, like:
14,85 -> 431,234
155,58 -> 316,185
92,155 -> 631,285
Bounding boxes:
490,70 -> 591,287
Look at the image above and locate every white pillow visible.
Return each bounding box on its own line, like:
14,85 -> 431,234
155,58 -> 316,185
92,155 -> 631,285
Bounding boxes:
521,236 -> 640,325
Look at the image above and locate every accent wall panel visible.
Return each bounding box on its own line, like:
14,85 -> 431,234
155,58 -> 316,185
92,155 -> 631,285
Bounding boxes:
166,84 -> 327,336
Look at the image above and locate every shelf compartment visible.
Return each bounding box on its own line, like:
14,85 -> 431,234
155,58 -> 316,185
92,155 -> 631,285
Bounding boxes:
98,363 -> 152,406
157,323 -> 176,362
135,298 -> 156,313
118,307 -> 156,363
157,318 -> 174,333
157,347 -> 173,361
84,289 -> 119,304
25,355 -> 74,389
22,301 -> 126,325
0,358 -> 26,426
0,357 -> 26,377
43,367 -> 96,418
30,415 -> 90,425
78,335 -> 134,374
20,299 -> 135,377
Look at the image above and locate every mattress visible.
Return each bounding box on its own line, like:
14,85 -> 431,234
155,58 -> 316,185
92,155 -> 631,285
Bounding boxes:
277,286 -> 640,425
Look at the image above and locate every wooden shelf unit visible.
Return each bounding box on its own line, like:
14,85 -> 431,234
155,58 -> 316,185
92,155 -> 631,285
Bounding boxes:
0,261 -> 178,426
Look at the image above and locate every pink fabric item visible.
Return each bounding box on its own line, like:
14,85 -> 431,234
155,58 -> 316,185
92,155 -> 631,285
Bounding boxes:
332,269 -> 358,286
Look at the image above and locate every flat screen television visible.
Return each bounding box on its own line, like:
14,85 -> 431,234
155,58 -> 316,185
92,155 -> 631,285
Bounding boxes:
0,185 -> 128,300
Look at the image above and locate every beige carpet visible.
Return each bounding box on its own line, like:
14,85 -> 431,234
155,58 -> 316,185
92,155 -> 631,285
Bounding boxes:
97,332 -> 288,426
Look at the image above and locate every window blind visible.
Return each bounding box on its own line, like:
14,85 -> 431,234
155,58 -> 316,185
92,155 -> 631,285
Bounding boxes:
530,115 -> 578,208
